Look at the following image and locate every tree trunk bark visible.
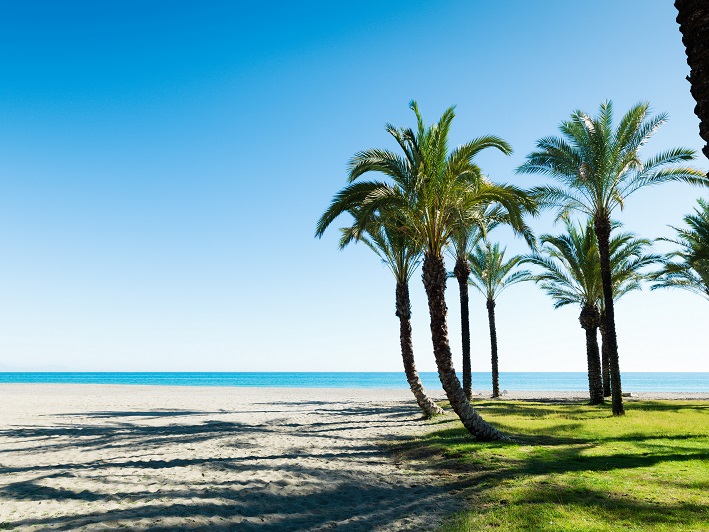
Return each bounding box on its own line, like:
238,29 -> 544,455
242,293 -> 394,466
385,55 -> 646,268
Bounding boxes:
676,0 -> 709,163
487,299 -> 500,398
422,252 -> 508,441
599,311 -> 611,397
579,305 -> 604,405
396,281 -> 444,417
594,214 -> 624,415
454,257 -> 473,400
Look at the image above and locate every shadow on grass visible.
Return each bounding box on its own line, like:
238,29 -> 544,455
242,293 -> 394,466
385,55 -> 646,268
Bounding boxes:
624,401 -> 709,412
445,482 -> 709,531
472,400 -> 613,419
394,400 -> 709,530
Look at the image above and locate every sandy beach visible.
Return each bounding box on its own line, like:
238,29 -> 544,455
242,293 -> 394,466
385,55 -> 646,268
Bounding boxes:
0,385 -> 463,531
1,385 -> 707,531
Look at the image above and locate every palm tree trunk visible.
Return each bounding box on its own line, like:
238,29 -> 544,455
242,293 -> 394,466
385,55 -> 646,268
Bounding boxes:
676,0 -> 709,163
599,312 -> 611,397
487,299 -> 500,398
579,305 -> 604,405
422,252 -> 508,441
594,214 -> 624,415
396,281 -> 444,417
454,257 -> 473,400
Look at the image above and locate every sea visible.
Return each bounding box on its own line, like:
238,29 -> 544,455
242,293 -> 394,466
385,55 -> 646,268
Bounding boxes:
0,372 -> 707,392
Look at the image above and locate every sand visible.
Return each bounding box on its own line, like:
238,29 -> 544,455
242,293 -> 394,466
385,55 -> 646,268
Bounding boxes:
1,385 -> 706,531
0,385 -> 461,531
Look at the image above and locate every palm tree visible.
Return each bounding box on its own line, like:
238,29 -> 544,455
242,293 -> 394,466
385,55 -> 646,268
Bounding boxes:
336,214 -> 443,417
524,221 -> 660,403
676,0 -> 709,162
652,198 -> 709,301
317,101 -> 536,441
597,231 -> 662,396
448,207 -> 535,400
523,221 -> 603,404
467,242 -> 529,398
517,100 -> 707,415
448,223 -> 478,402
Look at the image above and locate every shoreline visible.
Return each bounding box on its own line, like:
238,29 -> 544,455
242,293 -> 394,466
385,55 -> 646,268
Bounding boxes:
1,383 -> 708,401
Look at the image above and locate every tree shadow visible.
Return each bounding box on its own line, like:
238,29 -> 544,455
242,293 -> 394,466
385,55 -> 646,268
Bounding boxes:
396,401 -> 709,529
451,482 -> 709,531
472,400 -> 613,419
625,401 -> 709,413
1,478 -> 468,531
0,402 -> 461,530
54,410 -> 224,418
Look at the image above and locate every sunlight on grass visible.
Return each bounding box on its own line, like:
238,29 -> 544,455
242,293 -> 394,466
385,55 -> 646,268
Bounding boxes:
395,401 -> 709,531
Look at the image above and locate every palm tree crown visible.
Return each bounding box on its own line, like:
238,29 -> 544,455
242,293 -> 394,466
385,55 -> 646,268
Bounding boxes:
523,220 -> 602,310
517,100 -> 707,220
652,198 -> 709,301
317,101 -> 536,255
338,212 -> 421,285
467,242 -> 530,302
523,220 -> 660,310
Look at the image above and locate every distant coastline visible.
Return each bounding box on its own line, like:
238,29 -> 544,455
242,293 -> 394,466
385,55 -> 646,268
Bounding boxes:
0,371 -> 707,392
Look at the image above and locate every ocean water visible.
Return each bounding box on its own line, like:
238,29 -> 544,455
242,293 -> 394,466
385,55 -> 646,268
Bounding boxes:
0,372 -> 707,392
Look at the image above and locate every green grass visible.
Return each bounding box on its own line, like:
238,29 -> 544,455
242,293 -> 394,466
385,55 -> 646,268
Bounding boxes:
394,400 -> 709,531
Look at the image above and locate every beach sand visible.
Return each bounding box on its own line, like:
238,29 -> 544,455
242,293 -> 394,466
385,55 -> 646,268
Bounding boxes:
0,385 -> 462,531
1,385 -> 707,531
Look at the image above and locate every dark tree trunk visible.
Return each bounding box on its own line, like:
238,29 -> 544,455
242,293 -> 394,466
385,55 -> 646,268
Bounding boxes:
487,299 -> 500,398
396,281 -> 444,417
599,311 -> 611,397
422,252 -> 508,441
676,0 -> 709,163
579,305 -> 604,405
594,214 -> 624,415
454,256 -> 473,400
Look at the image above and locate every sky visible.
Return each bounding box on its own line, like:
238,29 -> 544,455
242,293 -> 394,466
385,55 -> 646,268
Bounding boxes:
0,1 -> 707,372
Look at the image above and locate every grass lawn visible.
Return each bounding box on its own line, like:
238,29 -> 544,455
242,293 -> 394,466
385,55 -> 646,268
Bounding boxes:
393,400 -> 709,531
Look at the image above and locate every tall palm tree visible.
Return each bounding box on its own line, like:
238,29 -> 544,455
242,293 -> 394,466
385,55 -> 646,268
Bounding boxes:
448,222 -> 479,402
467,242 -> 529,398
652,198 -> 709,301
337,214 -> 443,417
523,221 -> 604,404
317,101 -> 536,440
448,207 -> 535,400
676,0 -> 709,162
517,100 -> 707,415
524,221 -> 660,404
597,231 -> 662,396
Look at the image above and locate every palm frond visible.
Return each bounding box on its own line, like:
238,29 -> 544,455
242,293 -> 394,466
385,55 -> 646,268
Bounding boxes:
316,180 -> 392,238
517,100 -> 706,224
651,198 -> 709,301
467,241 -> 529,300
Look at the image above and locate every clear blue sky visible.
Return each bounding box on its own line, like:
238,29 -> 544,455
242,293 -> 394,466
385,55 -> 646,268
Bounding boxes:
0,1 -> 706,372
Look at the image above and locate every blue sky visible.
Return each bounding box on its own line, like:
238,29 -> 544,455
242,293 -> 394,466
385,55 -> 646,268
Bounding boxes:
0,1 -> 707,372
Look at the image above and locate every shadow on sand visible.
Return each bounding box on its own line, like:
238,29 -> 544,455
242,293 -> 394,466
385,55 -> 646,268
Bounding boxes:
0,401 -> 460,531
